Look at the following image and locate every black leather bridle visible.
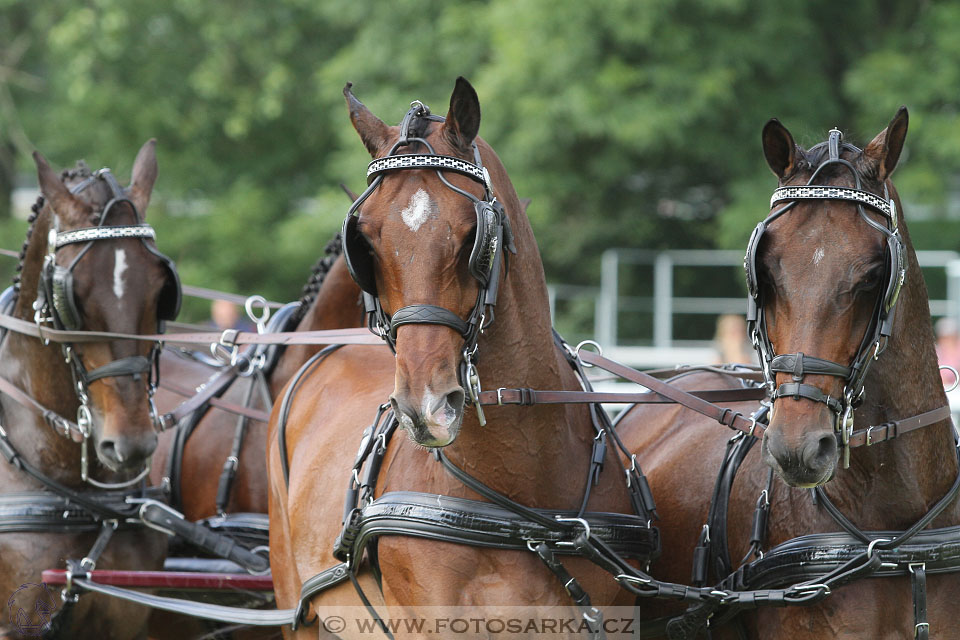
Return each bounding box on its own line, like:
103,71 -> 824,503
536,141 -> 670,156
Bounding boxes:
341,100 -> 516,424
33,168 -> 181,488
744,129 -> 906,467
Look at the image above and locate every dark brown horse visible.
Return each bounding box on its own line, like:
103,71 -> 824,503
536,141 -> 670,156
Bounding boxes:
267,78 -> 641,637
0,142 -> 171,639
621,109 -> 960,638
150,251 -> 364,521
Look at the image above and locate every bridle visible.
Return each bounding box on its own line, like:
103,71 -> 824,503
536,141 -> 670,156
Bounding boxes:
32,168 -> 181,488
744,128 -> 906,467
341,100 -> 516,421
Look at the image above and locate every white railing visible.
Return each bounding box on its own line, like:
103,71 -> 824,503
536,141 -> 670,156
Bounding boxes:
548,248 -> 960,369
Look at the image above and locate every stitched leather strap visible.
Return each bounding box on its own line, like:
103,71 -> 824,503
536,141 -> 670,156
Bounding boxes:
479,387 -> 766,406
0,312 -> 384,346
773,382 -> 844,414
389,304 -> 469,340
770,353 -> 851,379
85,355 -> 152,383
846,405 -> 953,448
911,563 -> 929,639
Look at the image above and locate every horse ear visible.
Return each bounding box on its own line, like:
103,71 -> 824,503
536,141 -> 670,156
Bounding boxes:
762,119 -> 798,180
519,198 -> 532,216
33,151 -> 86,222
443,77 -> 481,152
340,183 -> 360,203
129,139 -> 158,215
344,83 -> 391,157
861,106 -> 908,183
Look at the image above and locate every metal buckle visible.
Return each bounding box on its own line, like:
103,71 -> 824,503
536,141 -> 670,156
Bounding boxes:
865,538 -> 890,558
915,622 -> 930,638
496,387 -> 507,406
465,355 -> 486,427
625,454 -> 637,487
908,561 -> 926,574
555,516 -> 591,540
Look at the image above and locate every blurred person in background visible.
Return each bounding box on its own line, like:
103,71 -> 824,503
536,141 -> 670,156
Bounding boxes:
935,317 -> 960,386
210,299 -> 254,332
713,313 -> 756,365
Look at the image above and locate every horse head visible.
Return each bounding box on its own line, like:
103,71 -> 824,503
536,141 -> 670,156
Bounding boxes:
33,140 -> 179,472
750,108 -> 910,487
342,78 -> 516,448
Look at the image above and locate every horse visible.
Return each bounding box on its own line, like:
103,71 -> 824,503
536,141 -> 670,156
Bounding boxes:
150,243 -> 364,522
619,108 -> 960,638
267,78 -> 652,638
0,141 -> 176,639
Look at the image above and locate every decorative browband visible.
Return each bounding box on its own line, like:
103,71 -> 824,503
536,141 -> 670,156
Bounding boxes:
54,225 -> 157,249
771,186 -> 892,218
367,154 -> 485,185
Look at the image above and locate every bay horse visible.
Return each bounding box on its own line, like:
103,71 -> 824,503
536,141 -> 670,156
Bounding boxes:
620,109 -> 960,638
0,142 -> 176,639
267,78 -> 649,638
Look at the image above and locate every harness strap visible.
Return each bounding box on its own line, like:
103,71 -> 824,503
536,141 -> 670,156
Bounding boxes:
772,382 -> 843,414
0,312 -> 385,346
84,355 -> 152,383
0,373 -> 82,440
534,542 -> 605,639
846,405 -> 952,448
72,577 -> 295,626
578,351 -> 763,437
911,562 -> 929,639
770,353 -> 851,380
481,386 -> 767,406
389,304 -> 470,340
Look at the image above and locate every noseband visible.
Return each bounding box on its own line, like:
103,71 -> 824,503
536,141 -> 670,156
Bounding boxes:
342,101 -> 517,419
33,168 -> 182,488
745,129 -> 906,467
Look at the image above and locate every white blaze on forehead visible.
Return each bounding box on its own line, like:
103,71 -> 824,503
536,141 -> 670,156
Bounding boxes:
813,246 -> 825,265
401,188 -> 434,232
113,249 -> 128,299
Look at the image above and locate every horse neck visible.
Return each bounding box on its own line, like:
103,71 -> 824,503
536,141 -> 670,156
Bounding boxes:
268,260 -> 363,396
826,209 -> 959,527
442,160 -> 594,503
1,210 -> 81,479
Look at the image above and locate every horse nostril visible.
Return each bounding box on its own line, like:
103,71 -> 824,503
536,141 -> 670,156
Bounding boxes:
445,388 -> 465,413
99,439 -> 122,463
802,432 -> 838,469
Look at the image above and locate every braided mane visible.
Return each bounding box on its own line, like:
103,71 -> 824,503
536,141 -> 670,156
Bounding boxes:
290,232 -> 344,325
10,162 -> 95,305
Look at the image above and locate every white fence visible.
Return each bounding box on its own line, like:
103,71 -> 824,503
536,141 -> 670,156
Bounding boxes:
549,248 -> 960,369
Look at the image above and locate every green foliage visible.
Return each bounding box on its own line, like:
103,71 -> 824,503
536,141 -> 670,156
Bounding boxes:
1,0 -> 957,316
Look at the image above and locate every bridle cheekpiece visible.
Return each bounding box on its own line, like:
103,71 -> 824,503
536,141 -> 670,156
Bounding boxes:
745,129 -> 906,467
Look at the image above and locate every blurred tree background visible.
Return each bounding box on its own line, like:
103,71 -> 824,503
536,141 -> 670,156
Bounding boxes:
1,0 -> 959,336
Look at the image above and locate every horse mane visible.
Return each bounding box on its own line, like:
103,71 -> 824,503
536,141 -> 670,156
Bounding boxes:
290,232 -> 344,325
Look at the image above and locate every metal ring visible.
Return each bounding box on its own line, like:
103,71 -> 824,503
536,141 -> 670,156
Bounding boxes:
574,340 -> 603,368
244,295 -> 271,333
941,365 -> 960,393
